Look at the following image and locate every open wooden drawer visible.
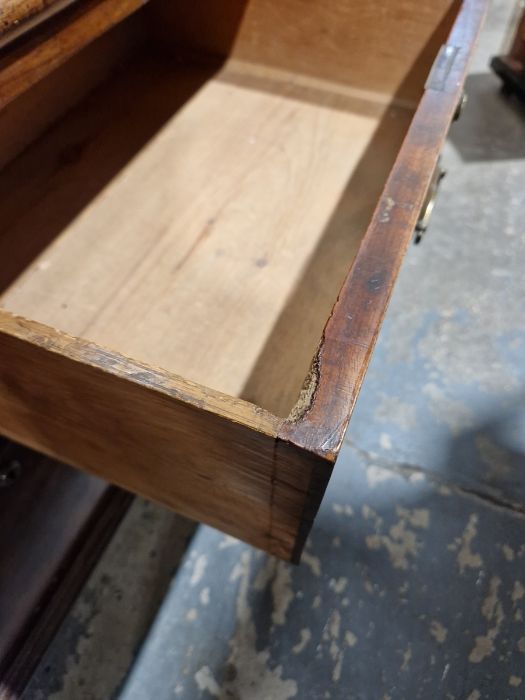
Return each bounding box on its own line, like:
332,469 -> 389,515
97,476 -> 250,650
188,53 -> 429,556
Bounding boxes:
0,0 -> 486,561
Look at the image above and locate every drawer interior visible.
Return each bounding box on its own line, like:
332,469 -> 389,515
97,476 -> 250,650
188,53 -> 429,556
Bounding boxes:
0,0 -> 459,418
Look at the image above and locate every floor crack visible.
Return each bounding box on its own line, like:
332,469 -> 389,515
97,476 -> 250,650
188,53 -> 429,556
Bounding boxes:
346,439 -> 525,521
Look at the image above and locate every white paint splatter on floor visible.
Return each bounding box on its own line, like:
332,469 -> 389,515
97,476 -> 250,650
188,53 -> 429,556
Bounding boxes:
272,564 -> 294,626
367,465 -> 397,488
292,629 -> 312,654
301,551 -> 321,577
429,621 -> 448,644
329,577 -> 348,594
448,514 -> 483,574
194,666 -> 220,696
469,577 -> 504,663
190,554 -> 207,586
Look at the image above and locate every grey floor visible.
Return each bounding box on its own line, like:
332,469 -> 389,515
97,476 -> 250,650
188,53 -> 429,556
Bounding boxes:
24,2 -> 525,698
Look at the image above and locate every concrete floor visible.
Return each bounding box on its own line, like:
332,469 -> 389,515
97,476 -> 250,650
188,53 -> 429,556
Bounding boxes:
23,2 -> 525,698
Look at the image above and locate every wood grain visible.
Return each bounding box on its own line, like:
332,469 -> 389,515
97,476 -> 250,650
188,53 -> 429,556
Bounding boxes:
0,313 -> 331,561
282,0 -> 488,456
148,0 -> 461,103
0,0 -> 145,109
0,54 -> 411,417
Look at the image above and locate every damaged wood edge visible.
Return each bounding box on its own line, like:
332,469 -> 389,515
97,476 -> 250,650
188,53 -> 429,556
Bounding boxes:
280,0 -> 488,462
285,265 -> 347,426
0,310 -> 280,434
270,326 -> 335,562
286,351 -> 321,423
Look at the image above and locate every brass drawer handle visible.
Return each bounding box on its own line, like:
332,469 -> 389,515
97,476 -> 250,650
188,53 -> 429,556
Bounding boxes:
414,91 -> 465,244
414,159 -> 446,244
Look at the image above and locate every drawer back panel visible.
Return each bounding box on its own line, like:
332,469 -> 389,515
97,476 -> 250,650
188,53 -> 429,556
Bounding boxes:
0,0 -> 460,170
147,0 -> 461,102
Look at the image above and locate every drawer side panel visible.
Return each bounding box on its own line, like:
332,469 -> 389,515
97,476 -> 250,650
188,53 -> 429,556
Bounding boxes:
0,312 -> 329,561
282,0 -> 488,457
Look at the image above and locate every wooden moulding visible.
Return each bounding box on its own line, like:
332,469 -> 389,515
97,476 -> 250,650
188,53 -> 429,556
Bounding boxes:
0,0 -> 487,562
0,0 -> 145,108
0,1 -> 80,48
